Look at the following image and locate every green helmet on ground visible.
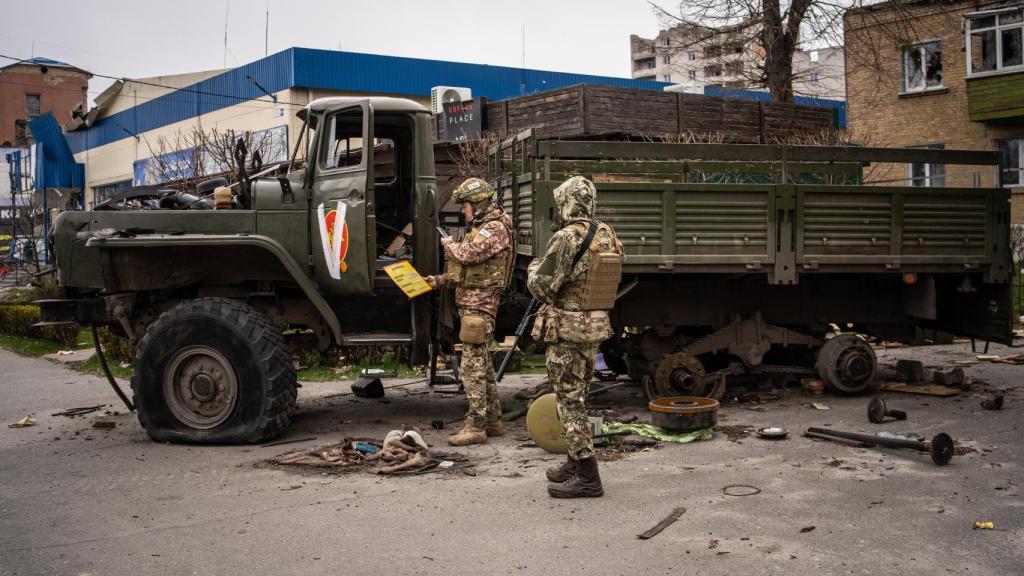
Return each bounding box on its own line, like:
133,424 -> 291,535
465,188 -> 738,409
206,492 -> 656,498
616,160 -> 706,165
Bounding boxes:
453,178 -> 495,206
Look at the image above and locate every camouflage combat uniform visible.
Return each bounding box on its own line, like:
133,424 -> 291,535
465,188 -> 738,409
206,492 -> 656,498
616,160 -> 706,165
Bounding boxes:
432,179 -> 514,441
527,176 -> 623,472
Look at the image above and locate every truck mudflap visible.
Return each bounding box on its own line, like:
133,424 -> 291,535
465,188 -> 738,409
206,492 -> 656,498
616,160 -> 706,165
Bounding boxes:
84,234 -> 343,344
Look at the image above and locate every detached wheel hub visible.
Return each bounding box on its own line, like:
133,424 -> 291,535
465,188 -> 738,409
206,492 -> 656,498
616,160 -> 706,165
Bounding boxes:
652,353 -> 707,399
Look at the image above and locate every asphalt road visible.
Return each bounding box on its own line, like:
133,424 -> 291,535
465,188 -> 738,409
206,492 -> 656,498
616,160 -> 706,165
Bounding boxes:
0,343 -> 1021,576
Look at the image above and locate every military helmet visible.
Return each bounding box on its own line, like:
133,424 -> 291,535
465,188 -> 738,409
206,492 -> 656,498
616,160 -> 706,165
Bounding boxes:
552,175 -> 596,227
452,178 -> 495,205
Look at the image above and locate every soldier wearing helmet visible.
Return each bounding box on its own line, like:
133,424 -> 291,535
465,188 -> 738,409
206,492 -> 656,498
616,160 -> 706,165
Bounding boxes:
527,176 -> 624,498
425,178 -> 515,446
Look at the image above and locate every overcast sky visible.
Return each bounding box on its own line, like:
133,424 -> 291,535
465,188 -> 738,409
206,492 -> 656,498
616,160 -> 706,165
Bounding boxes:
0,0 -> 669,103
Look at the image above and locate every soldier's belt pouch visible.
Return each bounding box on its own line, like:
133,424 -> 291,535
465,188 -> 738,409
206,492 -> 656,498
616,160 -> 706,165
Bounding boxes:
444,260 -> 466,285
555,309 -> 612,344
530,305 -> 560,344
460,314 -> 487,345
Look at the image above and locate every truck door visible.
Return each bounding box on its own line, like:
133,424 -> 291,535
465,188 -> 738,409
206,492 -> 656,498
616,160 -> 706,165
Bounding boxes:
311,102 -> 376,296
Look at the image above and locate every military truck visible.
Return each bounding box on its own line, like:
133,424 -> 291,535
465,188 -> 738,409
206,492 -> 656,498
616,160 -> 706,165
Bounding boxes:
42,96 -> 1012,443
490,133 -> 1012,398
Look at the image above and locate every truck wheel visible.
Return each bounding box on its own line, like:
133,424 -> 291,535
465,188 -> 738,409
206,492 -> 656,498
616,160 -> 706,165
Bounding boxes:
816,334 -> 876,394
131,298 -> 297,443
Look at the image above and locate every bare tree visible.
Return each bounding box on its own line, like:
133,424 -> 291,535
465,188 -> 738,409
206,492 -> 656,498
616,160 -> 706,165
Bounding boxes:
141,126 -> 280,191
651,0 -> 859,102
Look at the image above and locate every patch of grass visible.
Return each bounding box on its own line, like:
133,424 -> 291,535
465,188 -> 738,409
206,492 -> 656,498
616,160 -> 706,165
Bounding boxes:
75,354 -> 133,379
0,331 -> 66,357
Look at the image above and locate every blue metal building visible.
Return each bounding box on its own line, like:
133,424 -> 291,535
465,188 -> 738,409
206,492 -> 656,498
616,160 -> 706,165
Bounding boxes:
66,48 -> 672,155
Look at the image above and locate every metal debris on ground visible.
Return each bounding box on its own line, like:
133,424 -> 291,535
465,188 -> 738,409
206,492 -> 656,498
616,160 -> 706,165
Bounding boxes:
755,426 -> 788,440
92,421 -> 116,430
976,353 -> 1024,364
810,402 -> 831,410
867,398 -> 907,423
805,426 -> 955,466
800,526 -> 816,533
351,377 -> 385,398
52,405 -> 105,417
8,415 -> 36,428
637,506 -> 686,540
974,521 -> 995,530
721,484 -> 761,497
981,395 -> 1004,410
895,359 -> 926,383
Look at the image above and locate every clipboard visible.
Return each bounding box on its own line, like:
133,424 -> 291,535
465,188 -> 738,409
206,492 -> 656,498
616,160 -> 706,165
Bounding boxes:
382,260 -> 433,299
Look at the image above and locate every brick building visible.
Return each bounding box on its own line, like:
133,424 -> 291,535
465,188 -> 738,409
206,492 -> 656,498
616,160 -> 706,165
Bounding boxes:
0,57 -> 91,146
844,0 -> 1024,205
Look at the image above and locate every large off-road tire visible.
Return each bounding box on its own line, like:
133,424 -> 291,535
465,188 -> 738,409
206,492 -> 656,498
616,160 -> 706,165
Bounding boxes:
816,333 -> 876,394
131,298 -> 297,443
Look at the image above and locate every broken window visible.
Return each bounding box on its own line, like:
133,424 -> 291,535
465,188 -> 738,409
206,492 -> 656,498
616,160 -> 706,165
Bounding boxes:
968,9 -> 1024,74
902,41 -> 943,92
998,138 -> 1024,186
907,144 -> 946,187
704,45 -> 721,58
705,65 -> 723,77
25,94 -> 40,118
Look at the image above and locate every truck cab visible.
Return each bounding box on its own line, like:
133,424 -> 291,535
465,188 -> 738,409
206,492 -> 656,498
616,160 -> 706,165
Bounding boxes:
46,97 -> 443,443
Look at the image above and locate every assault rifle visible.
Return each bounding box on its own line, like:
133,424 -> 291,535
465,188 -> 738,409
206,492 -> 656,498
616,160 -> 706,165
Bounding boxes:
495,298 -> 541,382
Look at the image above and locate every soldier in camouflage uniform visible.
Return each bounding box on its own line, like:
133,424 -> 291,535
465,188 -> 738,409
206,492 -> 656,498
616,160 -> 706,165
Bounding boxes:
527,176 -> 624,498
426,178 -> 515,446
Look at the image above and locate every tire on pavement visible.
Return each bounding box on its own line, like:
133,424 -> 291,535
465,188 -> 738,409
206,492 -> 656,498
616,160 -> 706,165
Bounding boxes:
131,297 -> 297,443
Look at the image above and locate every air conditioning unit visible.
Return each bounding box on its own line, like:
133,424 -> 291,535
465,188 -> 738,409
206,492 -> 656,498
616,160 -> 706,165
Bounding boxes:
431,86 -> 472,114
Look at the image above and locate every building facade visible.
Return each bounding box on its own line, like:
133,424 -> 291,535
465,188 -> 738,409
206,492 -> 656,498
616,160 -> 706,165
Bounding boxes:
844,0 -> 1024,200
67,48 -> 669,207
0,58 -> 91,146
630,24 -> 845,99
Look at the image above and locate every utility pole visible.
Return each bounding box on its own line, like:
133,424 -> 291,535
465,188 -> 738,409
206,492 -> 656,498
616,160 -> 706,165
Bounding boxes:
223,0 -> 229,68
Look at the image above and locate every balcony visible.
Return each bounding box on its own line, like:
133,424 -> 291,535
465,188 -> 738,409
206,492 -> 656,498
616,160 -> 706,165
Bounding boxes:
967,70 -> 1024,122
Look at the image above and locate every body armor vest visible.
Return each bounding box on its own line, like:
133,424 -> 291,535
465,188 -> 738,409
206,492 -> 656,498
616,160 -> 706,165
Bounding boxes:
445,210 -> 515,289
556,221 -> 623,311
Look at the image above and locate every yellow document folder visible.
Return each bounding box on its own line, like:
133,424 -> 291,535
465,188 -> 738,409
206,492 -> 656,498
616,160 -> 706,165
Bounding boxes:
382,260 -> 433,299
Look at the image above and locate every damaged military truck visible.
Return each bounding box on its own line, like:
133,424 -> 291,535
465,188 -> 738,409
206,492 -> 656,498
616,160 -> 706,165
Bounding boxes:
41,96 -> 1012,443
491,132 -> 1012,399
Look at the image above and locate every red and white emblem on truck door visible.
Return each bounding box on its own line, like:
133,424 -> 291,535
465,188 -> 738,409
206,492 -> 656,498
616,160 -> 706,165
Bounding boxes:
317,201 -> 350,278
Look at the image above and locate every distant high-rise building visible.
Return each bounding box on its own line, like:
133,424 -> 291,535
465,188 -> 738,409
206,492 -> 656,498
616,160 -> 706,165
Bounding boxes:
630,23 -> 845,99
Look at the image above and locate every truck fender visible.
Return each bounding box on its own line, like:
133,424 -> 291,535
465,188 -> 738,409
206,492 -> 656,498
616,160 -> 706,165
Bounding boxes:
85,234 -> 342,344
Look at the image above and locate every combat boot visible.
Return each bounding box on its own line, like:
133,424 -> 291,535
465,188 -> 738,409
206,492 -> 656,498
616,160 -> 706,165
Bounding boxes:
447,424 -> 487,446
484,419 -> 505,437
547,457 -> 603,498
545,456 -> 576,483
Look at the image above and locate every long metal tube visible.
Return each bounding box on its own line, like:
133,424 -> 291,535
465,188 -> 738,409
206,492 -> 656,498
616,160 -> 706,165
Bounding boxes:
806,427 -> 925,451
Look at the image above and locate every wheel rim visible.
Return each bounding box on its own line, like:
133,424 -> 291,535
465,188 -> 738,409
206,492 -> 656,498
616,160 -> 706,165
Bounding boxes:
833,344 -> 874,391
163,345 -> 238,429
652,353 -> 708,398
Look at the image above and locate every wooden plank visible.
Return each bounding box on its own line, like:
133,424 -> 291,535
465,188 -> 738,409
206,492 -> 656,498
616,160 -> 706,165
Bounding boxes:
876,382 -> 960,396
